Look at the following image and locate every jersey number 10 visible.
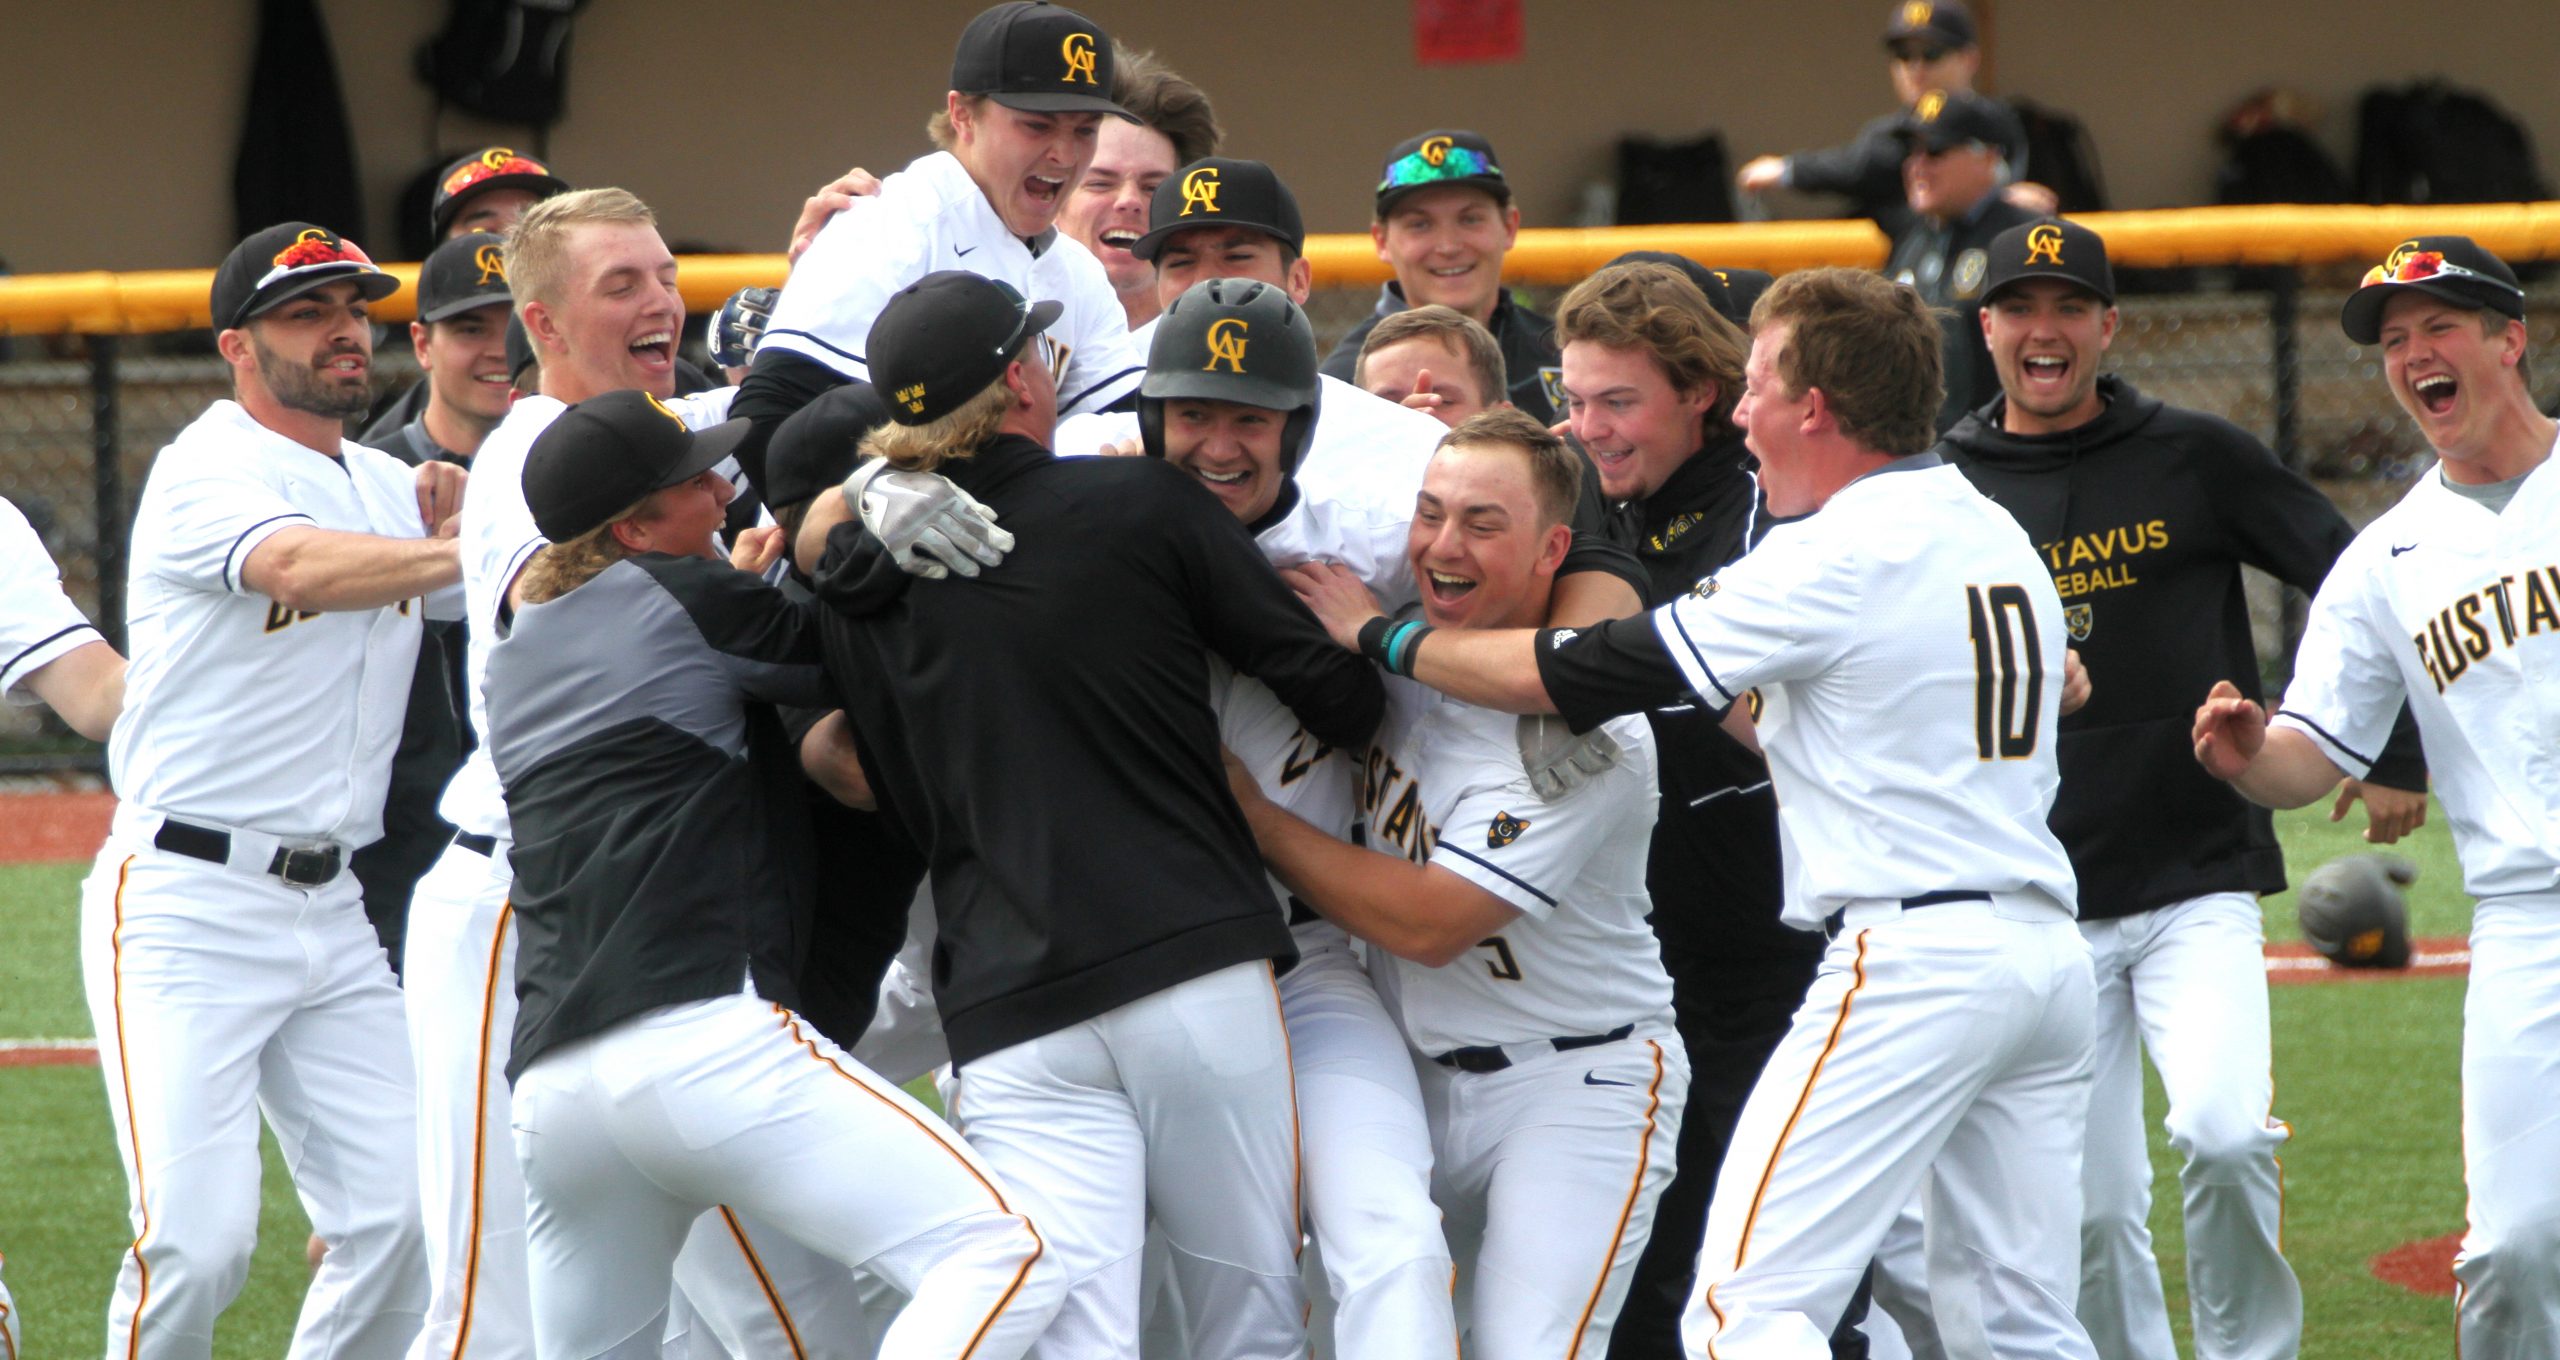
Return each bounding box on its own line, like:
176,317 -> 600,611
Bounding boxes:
1966,584 -> 2044,760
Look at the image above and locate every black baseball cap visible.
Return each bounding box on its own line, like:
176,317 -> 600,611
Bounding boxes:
211,222 -> 400,331
2340,236 -> 2527,344
1884,0 -> 1975,50
429,147 -> 570,238
416,231 -> 514,323
1981,217 -> 2115,305
1605,251 -> 1772,330
1132,159 -> 1307,262
765,383 -> 894,511
523,390 -> 749,543
868,271 -> 1062,426
504,312 -> 538,388
1894,90 -> 2026,165
951,2 -> 1134,120
1375,130 -> 1511,218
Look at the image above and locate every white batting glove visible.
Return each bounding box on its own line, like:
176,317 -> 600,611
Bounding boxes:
841,460 -> 1016,580
1517,714 -> 1622,800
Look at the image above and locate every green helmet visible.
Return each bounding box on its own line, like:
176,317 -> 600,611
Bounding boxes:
1138,278 -> 1322,474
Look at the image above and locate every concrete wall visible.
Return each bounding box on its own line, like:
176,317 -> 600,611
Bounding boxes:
10,0 -> 2559,273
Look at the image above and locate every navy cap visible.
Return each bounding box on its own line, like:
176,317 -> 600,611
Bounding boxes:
868,272 -> 1062,425
765,383 -> 894,510
1133,158 -> 1307,262
1981,218 -> 2115,306
211,223 -> 400,331
1375,130 -> 1511,217
1884,0 -> 1975,50
2341,236 -> 2526,344
951,2 -> 1135,120
524,391 -> 748,542
429,147 -> 570,239
417,231 -> 514,323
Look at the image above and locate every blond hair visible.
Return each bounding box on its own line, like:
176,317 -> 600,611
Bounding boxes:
516,501 -> 646,604
504,187 -> 656,314
859,380 -> 1017,474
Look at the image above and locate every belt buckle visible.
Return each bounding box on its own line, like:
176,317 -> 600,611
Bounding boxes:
273,845 -> 341,887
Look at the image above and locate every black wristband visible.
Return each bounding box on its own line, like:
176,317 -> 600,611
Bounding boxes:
1356,615 -> 1395,669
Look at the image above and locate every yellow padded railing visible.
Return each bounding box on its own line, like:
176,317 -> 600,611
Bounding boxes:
10,204 -> 2560,335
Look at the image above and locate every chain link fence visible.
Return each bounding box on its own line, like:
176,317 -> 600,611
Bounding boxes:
6,272 -> 2555,766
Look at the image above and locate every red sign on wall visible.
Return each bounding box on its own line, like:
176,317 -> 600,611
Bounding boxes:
1414,0 -> 1524,66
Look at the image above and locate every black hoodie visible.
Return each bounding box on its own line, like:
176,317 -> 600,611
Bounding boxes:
1940,376 -> 2423,920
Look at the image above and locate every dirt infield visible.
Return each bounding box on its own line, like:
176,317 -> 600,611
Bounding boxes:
2370,1232 -> 2462,1297
0,790 -> 115,863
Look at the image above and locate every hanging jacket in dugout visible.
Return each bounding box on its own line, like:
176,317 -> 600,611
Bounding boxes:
1940,375 -> 2424,920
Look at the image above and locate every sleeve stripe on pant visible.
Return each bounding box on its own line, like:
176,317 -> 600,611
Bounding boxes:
1731,930 -> 1873,1272
448,902 -> 515,1360
1567,1038 -> 1670,1357
716,1206 -> 809,1360
767,1005 -> 1049,1360
107,855 -> 155,1360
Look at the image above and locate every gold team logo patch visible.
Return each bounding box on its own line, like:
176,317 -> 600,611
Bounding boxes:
1915,90 -> 1947,123
1952,248 -> 1988,299
1203,317 -> 1250,373
1689,576 -> 1721,599
1538,366 -> 1566,414
1179,165 -> 1222,217
1903,1 -> 1935,29
2382,240 -> 2424,276
894,382 -> 929,415
1420,134 -> 1456,167
644,392 -> 687,429
1487,811 -> 1530,849
1649,511 -> 1702,554
2065,601 -> 2093,641
472,243 -> 507,285
2024,224 -> 2066,267
1060,31 -> 1099,85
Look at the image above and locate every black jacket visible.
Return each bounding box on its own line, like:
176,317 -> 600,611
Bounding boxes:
1784,113 -> 1911,221
1883,194 -> 2041,432
815,435 -> 1383,1066
1940,377 -> 2425,920
1605,435 -> 1809,964
1320,283 -> 1564,425
486,555 -> 828,1079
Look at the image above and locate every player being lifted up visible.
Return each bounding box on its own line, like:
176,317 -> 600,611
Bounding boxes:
2195,236 -> 2560,1360
1246,408 -> 1687,1360
1291,268 -> 2100,1360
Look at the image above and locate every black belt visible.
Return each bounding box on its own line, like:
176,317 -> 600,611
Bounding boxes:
1433,1023 -> 1635,1074
453,831 -> 498,857
153,819 -> 344,888
1823,890 -> 1989,938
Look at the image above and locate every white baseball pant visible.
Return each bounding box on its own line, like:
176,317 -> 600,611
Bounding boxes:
1684,897 -> 2098,1360
1421,1028 -> 1687,1360
2454,891 -> 2560,1360
511,990 -> 1059,1360
2076,891 -> 2297,1360
950,960 -> 1307,1360
81,834 -> 429,1359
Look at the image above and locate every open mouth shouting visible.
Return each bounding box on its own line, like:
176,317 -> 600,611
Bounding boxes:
628,329 -> 675,372
2410,371 -> 2458,419
1423,567 -> 1477,608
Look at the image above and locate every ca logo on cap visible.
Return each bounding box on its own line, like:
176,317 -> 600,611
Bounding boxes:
1420,135 -> 1455,167
1916,90 -> 1946,122
644,393 -> 688,430
895,383 -> 929,415
1203,317 -> 1250,374
1902,1 -> 1934,28
1179,166 -> 1222,217
1061,31 -> 1098,85
2382,240 -> 2423,274
2023,224 -> 2066,266
473,244 -> 508,285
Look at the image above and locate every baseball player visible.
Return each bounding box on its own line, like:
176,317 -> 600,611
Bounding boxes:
348,230 -> 515,973
1293,268 -> 2099,1360
81,221 -> 452,1357
1942,216 -> 2427,1360
1,495 -> 124,740
738,1 -> 1149,493
1055,46 -> 1221,330
1254,409 -> 1688,1360
482,391 -> 1062,1360
1351,304 -> 1510,427
405,188 -> 908,1359
2195,235 -> 2560,1360
431,147 -> 571,242
808,269 -> 1387,1360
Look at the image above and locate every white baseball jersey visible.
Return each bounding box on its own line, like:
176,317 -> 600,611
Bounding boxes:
111,402 -> 454,846
436,386 -> 740,840
2273,449 -> 2560,901
1212,657 -> 1361,944
1054,374 -> 1438,607
1361,675 -> 1668,1055
1648,458 -> 2077,931
0,496 -> 101,704
762,150 -> 1143,416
